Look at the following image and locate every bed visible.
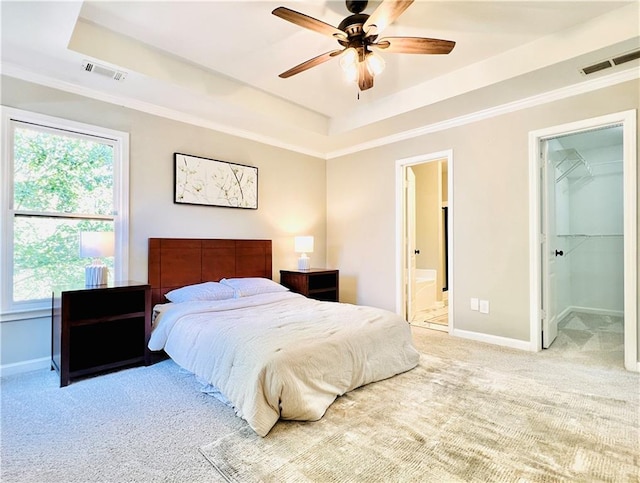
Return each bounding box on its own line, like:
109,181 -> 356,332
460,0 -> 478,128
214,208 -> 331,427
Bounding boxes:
147,238 -> 420,436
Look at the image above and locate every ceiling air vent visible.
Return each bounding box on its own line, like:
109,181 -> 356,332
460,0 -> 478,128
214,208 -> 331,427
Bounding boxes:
580,48 -> 640,76
581,60 -> 613,75
612,49 -> 640,66
82,60 -> 127,81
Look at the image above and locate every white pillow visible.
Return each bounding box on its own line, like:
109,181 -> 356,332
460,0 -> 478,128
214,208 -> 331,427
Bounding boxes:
165,281 -> 235,303
220,277 -> 289,297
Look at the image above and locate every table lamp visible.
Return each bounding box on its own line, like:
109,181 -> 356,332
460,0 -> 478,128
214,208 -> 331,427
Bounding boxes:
80,231 -> 114,286
294,236 -> 313,271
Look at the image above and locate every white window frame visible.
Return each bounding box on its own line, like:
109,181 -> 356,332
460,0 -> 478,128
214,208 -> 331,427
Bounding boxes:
1,107 -> 129,317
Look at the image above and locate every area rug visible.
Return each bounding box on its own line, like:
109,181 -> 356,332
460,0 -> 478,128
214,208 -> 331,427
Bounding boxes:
200,354 -> 639,482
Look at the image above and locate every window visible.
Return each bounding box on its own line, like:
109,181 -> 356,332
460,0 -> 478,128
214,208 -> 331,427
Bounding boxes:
1,108 -> 129,313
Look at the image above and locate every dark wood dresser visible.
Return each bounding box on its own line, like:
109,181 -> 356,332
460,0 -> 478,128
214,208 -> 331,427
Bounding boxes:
279,269 -> 339,302
51,281 -> 151,387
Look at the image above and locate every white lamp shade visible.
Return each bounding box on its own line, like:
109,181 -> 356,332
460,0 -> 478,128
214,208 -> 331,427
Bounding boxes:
294,236 -> 314,254
80,232 -> 115,258
366,51 -> 385,76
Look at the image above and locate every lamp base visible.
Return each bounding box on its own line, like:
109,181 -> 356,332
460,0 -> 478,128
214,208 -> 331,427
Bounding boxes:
85,264 -> 108,286
297,255 -> 310,271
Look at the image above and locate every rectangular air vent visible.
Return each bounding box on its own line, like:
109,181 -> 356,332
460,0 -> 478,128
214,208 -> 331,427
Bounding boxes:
580,48 -> 640,76
82,60 -> 127,81
581,60 -> 613,75
613,49 -> 640,66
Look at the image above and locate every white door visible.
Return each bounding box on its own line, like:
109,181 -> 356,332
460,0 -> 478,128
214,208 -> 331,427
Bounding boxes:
541,140 -> 559,348
406,167 -> 417,322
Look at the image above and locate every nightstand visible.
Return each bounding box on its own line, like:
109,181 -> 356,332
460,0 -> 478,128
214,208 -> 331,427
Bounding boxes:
51,281 -> 151,387
280,269 -> 339,302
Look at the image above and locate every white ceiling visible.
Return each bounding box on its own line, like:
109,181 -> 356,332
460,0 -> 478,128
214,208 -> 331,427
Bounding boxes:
1,1 -> 639,158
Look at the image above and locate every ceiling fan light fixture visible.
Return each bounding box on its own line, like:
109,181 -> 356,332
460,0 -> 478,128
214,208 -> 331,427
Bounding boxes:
344,64 -> 359,83
272,0 -> 455,92
365,50 -> 385,76
340,47 -> 358,68
340,48 -> 359,82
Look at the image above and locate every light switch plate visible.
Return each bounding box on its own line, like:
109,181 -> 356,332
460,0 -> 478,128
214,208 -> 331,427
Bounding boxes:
479,300 -> 490,314
470,298 -> 479,311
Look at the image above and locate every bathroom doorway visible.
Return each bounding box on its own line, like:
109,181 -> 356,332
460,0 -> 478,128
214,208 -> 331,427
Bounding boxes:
396,150 -> 453,332
530,110 -> 637,371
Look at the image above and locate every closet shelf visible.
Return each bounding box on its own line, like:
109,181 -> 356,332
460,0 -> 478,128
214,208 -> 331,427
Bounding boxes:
551,148 -> 593,185
557,233 -> 623,256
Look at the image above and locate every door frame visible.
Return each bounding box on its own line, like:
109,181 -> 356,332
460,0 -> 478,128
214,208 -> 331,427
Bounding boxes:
528,109 -> 638,371
395,149 -> 454,330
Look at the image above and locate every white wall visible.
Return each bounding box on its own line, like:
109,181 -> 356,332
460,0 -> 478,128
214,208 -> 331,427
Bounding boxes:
554,148 -> 624,318
568,150 -> 624,314
0,76 -> 326,374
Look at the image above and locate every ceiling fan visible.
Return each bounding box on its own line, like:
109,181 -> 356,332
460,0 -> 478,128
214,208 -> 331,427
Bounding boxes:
272,0 -> 455,91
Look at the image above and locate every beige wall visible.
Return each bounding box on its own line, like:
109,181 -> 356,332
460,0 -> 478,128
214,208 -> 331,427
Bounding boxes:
0,76 -> 326,370
1,75 -> 638,371
327,80 -> 639,346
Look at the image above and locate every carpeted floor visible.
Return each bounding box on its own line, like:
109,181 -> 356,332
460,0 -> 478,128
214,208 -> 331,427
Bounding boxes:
1,327 -> 638,482
201,353 -> 638,482
549,311 -> 624,368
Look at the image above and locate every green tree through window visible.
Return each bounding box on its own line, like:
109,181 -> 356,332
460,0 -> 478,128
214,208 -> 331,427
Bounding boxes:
11,123 -> 116,302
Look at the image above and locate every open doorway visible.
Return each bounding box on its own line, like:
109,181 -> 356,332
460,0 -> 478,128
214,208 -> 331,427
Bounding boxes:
396,150 -> 453,332
530,110 -> 637,371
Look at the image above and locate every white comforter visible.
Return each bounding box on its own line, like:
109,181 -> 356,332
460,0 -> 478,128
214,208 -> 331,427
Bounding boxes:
148,291 -> 420,436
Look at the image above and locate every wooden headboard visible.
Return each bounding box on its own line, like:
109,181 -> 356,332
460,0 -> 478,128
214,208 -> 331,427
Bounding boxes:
148,238 -> 272,306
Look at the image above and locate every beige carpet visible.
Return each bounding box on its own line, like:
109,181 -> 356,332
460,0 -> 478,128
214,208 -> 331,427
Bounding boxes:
550,311 -> 624,367
200,346 -> 639,482
2,326 -> 637,482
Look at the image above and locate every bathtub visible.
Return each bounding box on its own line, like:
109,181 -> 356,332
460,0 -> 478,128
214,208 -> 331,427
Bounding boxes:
415,269 -> 437,312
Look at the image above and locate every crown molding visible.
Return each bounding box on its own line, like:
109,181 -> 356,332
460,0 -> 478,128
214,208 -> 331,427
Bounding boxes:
0,63 -> 326,160
325,67 -> 640,159
2,62 -> 638,161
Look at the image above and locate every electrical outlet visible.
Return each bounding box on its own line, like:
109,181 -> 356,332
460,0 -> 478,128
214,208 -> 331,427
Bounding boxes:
479,300 -> 490,314
470,298 -> 479,311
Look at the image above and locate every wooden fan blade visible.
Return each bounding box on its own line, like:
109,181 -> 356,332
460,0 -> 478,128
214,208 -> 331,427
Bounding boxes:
363,0 -> 414,36
374,37 -> 455,54
358,61 -> 374,91
272,7 -> 346,40
279,49 -> 345,78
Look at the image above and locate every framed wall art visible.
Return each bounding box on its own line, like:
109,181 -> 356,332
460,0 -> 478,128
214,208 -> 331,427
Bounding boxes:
174,153 -> 258,209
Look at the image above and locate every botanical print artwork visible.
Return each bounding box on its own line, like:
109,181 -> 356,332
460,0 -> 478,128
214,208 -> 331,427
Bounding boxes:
174,153 -> 258,209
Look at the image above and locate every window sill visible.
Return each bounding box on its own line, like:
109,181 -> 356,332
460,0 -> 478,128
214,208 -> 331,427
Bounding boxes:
0,308 -> 51,323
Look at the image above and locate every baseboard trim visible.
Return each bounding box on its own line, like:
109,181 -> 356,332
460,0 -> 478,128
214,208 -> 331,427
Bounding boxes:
451,329 -> 533,352
568,306 -> 624,318
411,321 -> 449,333
557,306 -> 573,323
0,357 -> 50,377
